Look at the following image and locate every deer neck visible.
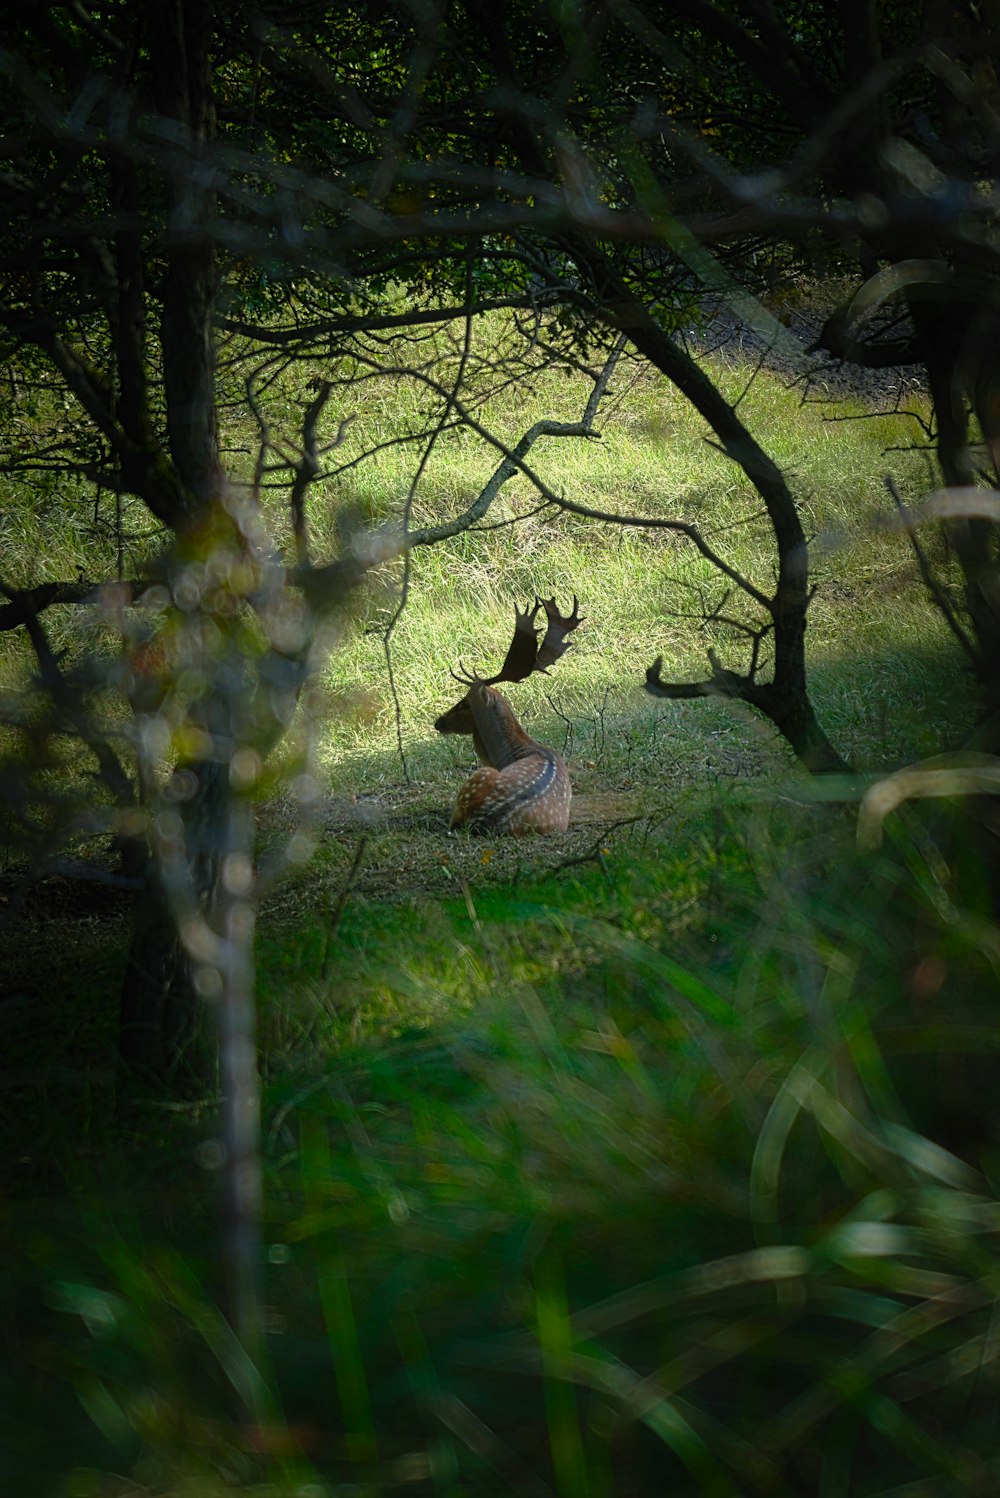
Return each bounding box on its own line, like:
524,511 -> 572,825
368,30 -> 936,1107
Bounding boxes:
469,686 -> 549,770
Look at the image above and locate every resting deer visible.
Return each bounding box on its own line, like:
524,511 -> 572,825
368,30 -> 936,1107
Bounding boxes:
435,596 -> 583,834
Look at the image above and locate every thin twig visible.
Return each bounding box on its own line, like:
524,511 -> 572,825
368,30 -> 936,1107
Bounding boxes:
322,833 -> 368,979
884,473 -> 979,666
545,693 -> 576,757
535,814 -> 649,880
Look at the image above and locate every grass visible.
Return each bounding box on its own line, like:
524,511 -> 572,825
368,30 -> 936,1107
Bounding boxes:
294,329 -> 970,792
0,306 -> 974,792
3,306 -> 999,1495
9,798 -> 1000,1494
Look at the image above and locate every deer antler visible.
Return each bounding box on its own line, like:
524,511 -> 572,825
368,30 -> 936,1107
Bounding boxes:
453,595 -> 583,688
453,599 -> 540,687
535,594 -> 584,673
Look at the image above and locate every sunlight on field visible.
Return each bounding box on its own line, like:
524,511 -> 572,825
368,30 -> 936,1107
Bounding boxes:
0,310 -> 964,807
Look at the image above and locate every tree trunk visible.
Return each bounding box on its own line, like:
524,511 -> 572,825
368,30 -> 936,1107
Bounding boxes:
910,298 -> 1000,720
118,759 -> 226,1089
118,0 -> 223,1085
751,682 -> 851,776
580,248 -> 849,775
119,872 -> 202,1085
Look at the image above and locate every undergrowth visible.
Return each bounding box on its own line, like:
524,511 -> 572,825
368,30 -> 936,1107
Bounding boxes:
7,793 -> 1000,1495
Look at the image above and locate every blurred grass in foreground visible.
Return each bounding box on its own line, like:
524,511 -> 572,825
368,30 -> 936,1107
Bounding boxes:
5,785 -> 1000,1495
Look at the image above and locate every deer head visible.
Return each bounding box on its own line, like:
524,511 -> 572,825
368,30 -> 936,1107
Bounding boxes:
434,595 -> 583,757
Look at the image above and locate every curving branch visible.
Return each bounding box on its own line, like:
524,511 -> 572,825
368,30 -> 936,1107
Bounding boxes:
405,336 -> 625,549
543,490 -> 774,610
216,291 -> 564,346
405,416 -> 598,548
884,474 -> 980,668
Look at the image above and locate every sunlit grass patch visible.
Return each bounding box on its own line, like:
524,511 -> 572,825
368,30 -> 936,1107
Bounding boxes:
0,307 -> 970,803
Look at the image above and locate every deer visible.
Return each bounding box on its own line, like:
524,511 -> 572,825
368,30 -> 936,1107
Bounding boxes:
434,595 -> 583,834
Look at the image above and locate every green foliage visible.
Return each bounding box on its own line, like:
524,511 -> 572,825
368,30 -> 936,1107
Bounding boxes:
7,796 -> 1000,1493
1,0 -> 998,1484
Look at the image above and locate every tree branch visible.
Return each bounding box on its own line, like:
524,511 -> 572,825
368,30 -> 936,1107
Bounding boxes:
0,576 -> 136,811
547,491 -> 774,610
406,337 -> 625,549
0,578 -> 152,632
884,474 -> 981,667
289,380 -> 333,568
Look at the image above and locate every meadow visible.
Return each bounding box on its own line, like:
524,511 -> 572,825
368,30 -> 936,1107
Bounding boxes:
3,312 -> 997,1496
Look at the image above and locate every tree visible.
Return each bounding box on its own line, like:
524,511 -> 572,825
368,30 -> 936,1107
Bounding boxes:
0,0 -> 406,1355
0,0 -> 633,1358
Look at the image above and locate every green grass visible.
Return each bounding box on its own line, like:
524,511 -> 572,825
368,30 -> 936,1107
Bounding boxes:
8,796 -> 1000,1494
0,307 -> 975,796
3,306 -> 999,1495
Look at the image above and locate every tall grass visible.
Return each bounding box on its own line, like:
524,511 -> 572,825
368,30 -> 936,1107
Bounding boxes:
8,797 -> 1000,1494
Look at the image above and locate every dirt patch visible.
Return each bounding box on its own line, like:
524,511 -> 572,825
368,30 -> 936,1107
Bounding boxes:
258,781 -> 663,917
0,785 -> 668,940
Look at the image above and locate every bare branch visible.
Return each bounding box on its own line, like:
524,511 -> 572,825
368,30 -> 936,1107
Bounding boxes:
884,474 -> 981,666
288,380 -> 336,569
321,834 -> 369,979
0,577 -> 159,632
216,291 -> 563,346
645,655 -> 720,700
405,416 -> 599,548
0,576 -> 136,811
548,491 -> 774,611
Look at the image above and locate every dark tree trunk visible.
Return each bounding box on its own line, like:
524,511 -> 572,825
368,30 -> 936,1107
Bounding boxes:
118,0 -> 223,1087
579,248 -> 849,775
909,297 -> 1000,721
750,682 -> 850,776
119,872 -> 204,1084
118,760 -> 226,1088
